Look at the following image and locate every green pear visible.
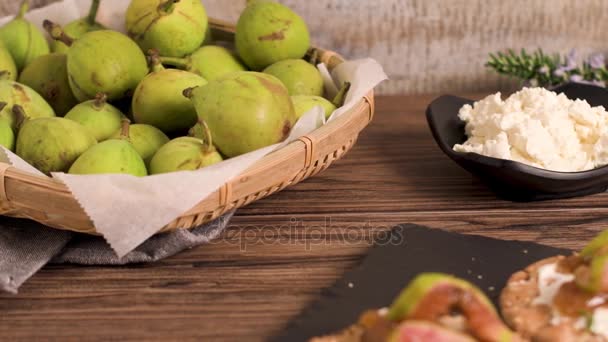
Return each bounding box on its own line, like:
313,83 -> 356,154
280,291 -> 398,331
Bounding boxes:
149,121 -> 222,174
18,53 -> 78,116
264,59 -> 323,96
236,1 -> 310,70
16,115 -> 96,174
149,136 -> 223,175
126,0 -> 208,58
45,21 -> 148,102
0,41 -> 17,81
0,80 -> 55,131
0,104 -> 14,151
110,123 -> 169,166
68,122 -> 147,176
185,71 -> 296,157
132,55 -> 207,133
160,45 -> 247,81
0,1 -> 50,71
291,82 -> 350,119
53,0 -> 105,53
150,122 -> 223,174
64,93 -> 124,141
291,96 -> 336,119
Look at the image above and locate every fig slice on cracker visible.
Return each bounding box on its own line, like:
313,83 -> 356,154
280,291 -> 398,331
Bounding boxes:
312,273 -> 519,342
500,231 -> 608,341
389,273 -> 517,342
388,321 -> 476,342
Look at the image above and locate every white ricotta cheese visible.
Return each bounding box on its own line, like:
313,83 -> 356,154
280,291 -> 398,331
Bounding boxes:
453,87 -> 608,172
588,296 -> 606,307
533,263 -> 574,306
591,307 -> 608,338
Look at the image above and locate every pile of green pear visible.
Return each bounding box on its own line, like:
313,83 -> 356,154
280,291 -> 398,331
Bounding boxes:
0,0 -> 348,177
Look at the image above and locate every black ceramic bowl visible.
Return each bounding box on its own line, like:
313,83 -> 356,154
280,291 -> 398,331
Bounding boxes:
426,83 -> 608,201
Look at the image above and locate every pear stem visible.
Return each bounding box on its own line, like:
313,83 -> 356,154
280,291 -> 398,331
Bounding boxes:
43,20 -> 74,46
12,105 -> 27,130
86,0 -> 101,26
307,48 -> 320,65
332,82 -> 351,108
119,119 -> 131,141
159,0 -> 180,13
159,56 -> 190,70
147,49 -> 165,73
93,93 -> 107,110
17,0 -> 29,18
189,119 -> 214,153
182,87 -> 196,99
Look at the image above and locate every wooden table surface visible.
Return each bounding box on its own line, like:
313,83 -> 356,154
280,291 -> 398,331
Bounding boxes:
2,95 -> 608,341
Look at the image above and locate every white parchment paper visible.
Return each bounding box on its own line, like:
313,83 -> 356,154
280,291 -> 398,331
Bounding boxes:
0,0 -> 388,257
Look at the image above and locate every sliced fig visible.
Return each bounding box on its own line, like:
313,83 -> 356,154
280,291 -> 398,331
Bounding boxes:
388,321 -> 476,342
575,253 -> 608,294
388,273 -> 516,342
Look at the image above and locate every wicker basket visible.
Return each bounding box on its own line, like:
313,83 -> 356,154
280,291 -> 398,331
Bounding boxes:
0,19 -> 375,236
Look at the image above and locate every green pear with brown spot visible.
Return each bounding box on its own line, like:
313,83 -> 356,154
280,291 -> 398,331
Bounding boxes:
291,82 -> 350,119
149,122 -> 223,175
18,53 -> 78,116
53,0 -> 105,53
45,21 -> 148,102
292,96 -> 336,119
236,1 -> 311,70
0,1 -> 50,71
0,104 -> 14,151
16,115 -> 96,174
149,136 -> 223,175
0,41 -> 17,81
69,121 -> 147,176
264,59 -> 323,96
0,80 -> 55,131
160,45 -> 247,81
110,123 -> 169,166
126,0 -> 208,58
64,93 -> 124,141
132,54 -> 207,133
185,71 -> 296,157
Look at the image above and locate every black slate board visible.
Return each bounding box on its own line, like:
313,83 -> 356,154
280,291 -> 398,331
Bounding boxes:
273,224 -> 571,342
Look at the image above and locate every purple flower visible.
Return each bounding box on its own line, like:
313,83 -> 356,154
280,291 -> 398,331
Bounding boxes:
564,49 -> 578,71
554,49 -> 579,79
553,69 -> 566,78
538,65 -> 550,75
588,53 -> 606,69
570,74 -> 584,83
569,74 -> 605,87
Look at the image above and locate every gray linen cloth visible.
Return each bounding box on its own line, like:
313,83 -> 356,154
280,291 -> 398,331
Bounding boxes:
0,212 -> 234,293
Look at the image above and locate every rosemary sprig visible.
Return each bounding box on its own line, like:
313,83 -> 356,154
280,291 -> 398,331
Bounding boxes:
486,49 -> 608,88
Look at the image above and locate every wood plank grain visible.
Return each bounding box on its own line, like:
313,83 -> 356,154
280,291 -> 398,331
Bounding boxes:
2,95 -> 608,341
2,0 -> 607,94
